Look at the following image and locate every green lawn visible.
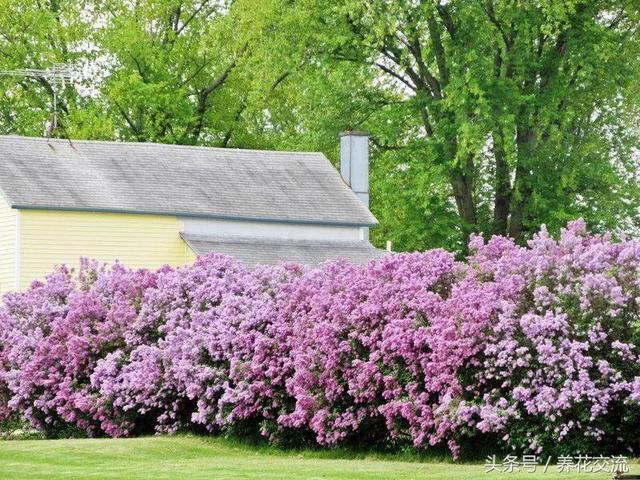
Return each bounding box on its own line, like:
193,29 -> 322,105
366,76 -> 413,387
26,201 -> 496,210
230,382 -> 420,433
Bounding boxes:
0,435 -> 636,480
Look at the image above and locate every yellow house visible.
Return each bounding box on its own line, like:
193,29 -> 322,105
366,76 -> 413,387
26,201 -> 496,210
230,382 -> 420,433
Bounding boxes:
0,133 -> 382,292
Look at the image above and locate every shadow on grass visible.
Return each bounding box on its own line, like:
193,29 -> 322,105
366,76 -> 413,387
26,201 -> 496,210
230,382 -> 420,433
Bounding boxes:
2,414 -> 504,465
192,431 -> 504,465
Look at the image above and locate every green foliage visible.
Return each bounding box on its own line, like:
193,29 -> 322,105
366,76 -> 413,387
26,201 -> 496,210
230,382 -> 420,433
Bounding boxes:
299,0 -> 640,249
0,0 -> 638,252
0,416 -> 43,440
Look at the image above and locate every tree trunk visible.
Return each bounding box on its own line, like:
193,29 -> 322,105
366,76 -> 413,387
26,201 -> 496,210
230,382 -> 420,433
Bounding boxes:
492,130 -> 511,236
450,152 -> 477,244
507,181 -> 527,240
508,126 -> 536,241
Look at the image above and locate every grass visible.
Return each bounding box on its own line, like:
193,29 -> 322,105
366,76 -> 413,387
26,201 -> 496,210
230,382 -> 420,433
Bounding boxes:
0,435 -> 637,480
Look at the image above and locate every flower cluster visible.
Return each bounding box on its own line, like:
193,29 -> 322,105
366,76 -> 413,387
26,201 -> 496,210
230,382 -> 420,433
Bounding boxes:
458,220 -> 640,454
0,220 -> 638,457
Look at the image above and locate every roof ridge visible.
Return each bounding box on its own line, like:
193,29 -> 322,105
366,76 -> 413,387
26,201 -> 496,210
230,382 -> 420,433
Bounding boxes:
0,134 -> 323,156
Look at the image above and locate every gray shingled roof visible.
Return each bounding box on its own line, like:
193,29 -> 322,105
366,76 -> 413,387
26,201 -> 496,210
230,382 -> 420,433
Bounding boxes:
0,136 -> 377,226
181,233 -> 387,266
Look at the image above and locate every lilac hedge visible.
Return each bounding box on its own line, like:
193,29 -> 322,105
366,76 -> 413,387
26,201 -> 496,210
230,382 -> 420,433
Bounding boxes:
0,220 -> 638,457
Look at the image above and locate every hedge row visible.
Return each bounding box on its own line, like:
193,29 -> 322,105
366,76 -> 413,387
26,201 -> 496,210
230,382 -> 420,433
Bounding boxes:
0,220 -> 639,457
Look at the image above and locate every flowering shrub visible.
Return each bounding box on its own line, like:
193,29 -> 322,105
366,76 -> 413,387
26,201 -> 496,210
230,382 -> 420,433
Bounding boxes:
0,260 -> 158,436
91,255 -> 300,437
457,220 -> 640,455
0,220 -> 638,457
270,252 -> 476,454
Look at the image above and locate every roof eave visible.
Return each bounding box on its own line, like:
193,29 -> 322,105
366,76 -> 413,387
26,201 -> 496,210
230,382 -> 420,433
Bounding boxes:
11,204 -> 378,228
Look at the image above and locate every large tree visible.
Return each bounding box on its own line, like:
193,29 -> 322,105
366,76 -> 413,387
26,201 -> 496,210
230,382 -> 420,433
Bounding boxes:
290,0 -> 640,249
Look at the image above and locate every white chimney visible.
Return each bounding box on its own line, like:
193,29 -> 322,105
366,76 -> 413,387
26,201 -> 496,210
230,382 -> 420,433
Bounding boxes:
340,131 -> 369,208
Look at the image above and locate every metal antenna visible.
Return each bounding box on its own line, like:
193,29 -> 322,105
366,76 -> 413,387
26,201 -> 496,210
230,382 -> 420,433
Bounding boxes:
0,64 -> 73,141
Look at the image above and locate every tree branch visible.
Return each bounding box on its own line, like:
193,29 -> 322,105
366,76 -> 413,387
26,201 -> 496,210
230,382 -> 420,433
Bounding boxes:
435,3 -> 457,39
380,41 -> 428,93
370,136 -> 402,151
185,44 -> 248,143
482,1 -> 512,49
220,70 -> 290,148
129,54 -> 149,82
375,62 -> 417,90
176,1 -> 216,35
115,101 -> 145,141
425,9 -> 449,89
403,31 -> 442,98
200,44 -> 246,99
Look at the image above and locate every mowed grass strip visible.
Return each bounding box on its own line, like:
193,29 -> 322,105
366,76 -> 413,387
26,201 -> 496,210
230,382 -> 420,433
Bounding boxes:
0,435 -> 636,480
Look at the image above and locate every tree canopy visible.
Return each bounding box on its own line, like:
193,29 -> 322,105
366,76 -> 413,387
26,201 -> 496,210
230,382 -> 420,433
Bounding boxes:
0,0 -> 639,252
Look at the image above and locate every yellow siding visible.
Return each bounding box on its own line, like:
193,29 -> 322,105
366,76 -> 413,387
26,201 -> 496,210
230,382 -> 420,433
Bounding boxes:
185,245 -> 198,263
19,210 -> 192,289
0,198 -> 16,293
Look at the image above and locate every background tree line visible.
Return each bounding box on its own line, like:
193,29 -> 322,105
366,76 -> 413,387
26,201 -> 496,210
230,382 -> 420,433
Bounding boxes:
0,0 -> 639,252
